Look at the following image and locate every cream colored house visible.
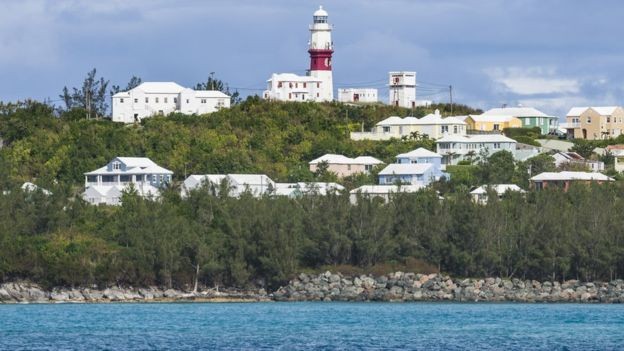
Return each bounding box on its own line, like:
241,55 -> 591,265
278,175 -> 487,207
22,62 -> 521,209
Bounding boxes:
565,106 -> 624,140
350,109 -> 467,141
309,154 -> 384,177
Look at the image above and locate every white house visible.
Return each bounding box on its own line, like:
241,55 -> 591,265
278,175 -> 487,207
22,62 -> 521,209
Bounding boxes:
436,134 -> 517,165
82,157 -> 173,205
112,82 -> 230,123
308,154 -> 384,177
470,184 -> 525,204
263,7 -> 334,102
349,184 -> 424,204
274,182 -> 345,197
182,174 -> 275,198
531,171 -> 614,191
552,152 -> 605,172
350,110 -> 467,141
337,88 -> 378,103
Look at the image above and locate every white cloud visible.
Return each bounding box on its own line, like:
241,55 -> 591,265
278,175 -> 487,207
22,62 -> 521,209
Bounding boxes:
485,66 -> 580,95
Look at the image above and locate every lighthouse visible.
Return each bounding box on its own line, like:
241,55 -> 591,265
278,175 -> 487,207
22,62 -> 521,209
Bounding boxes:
308,6 -> 334,101
263,6 -> 334,102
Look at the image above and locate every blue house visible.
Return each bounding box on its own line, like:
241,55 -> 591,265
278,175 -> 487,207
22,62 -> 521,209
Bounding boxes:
378,163 -> 436,186
393,148 -> 448,181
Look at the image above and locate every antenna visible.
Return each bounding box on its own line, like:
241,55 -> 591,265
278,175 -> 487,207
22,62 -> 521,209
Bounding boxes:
449,85 -> 453,115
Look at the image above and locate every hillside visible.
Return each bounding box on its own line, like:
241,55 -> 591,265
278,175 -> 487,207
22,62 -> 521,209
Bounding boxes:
0,98 -> 480,189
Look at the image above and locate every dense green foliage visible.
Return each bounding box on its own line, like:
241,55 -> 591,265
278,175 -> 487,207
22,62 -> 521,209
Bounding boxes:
2,182 -> 624,290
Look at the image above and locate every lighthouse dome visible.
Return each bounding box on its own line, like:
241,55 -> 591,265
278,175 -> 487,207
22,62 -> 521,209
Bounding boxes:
314,6 -> 328,17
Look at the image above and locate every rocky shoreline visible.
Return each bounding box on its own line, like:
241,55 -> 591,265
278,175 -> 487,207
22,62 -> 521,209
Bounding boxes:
0,283 -> 269,304
4,271 -> 624,304
273,272 -> 624,303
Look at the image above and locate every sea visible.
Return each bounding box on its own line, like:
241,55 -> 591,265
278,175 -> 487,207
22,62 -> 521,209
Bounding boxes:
1,302 -> 623,350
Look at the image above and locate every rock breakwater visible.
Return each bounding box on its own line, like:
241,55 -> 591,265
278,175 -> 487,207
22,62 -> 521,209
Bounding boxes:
273,272 -> 624,303
0,282 -> 269,303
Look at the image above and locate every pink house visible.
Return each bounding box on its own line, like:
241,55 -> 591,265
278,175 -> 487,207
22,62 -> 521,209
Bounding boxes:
309,154 -> 384,178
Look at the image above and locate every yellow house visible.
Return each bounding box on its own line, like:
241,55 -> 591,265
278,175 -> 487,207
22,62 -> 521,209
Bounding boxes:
464,114 -> 522,132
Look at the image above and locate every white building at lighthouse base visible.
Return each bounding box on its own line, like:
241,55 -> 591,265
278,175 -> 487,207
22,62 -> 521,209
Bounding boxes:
263,73 -> 331,102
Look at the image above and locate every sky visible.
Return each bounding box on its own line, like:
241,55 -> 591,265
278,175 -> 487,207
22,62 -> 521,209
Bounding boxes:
1,0 -> 623,118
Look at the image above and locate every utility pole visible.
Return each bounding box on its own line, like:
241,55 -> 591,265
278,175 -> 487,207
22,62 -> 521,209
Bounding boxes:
449,85 -> 454,116
210,72 -> 215,90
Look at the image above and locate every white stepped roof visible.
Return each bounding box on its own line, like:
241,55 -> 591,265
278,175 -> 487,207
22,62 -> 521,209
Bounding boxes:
566,106 -> 620,117
85,157 -> 173,175
228,174 -> 274,186
309,154 -> 383,165
482,107 -> 552,118
531,171 -> 614,182
468,114 -> 519,123
417,110 -> 467,125
135,82 -> 186,94
268,73 -> 322,82
471,184 -> 525,195
396,147 -> 442,159
193,90 -> 230,98
350,184 -> 424,195
376,116 -> 411,126
378,163 -> 432,176
436,134 -> 516,143
352,156 -> 384,165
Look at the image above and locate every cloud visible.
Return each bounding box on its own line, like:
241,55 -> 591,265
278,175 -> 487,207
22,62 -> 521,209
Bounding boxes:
485,67 -> 580,95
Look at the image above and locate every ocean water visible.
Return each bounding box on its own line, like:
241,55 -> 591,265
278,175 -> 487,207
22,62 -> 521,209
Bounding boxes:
1,302 -> 623,350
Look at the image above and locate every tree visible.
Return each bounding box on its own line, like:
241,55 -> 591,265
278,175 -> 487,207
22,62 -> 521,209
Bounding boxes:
110,76 -> 142,96
195,74 -> 242,105
59,68 -> 109,119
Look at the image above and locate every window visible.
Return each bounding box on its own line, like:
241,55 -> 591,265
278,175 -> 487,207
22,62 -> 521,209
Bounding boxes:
174,98 -> 177,104
493,124 -> 500,131
303,83 -> 307,88
317,83 -> 320,88
120,98 -> 124,103
155,97 -> 159,103
152,175 -> 157,182
365,165 -> 372,171
289,83 -> 293,88
160,175 -> 164,183
607,117 -> 611,123
295,83 -> 298,88
317,93 -> 319,97
164,97 -> 168,103
145,97 -> 149,103
441,126 -> 449,133
587,116 -> 592,123
201,99 -> 207,104
453,126 -> 458,134
120,175 -> 130,182
493,143 -> 501,149
278,82 -> 283,88
112,162 -> 121,170
134,98 -> 138,103
524,118 -> 529,125
186,99 -> 190,104
411,160 -> 418,164
288,93 -> 292,99
383,126 -> 390,133
347,165 -> 351,171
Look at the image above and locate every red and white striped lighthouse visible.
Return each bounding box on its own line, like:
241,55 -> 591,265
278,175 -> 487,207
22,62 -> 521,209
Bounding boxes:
308,6 -> 334,101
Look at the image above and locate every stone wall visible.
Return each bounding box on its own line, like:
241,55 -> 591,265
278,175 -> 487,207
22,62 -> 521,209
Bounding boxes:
272,272 -> 624,303
0,282 -> 269,303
